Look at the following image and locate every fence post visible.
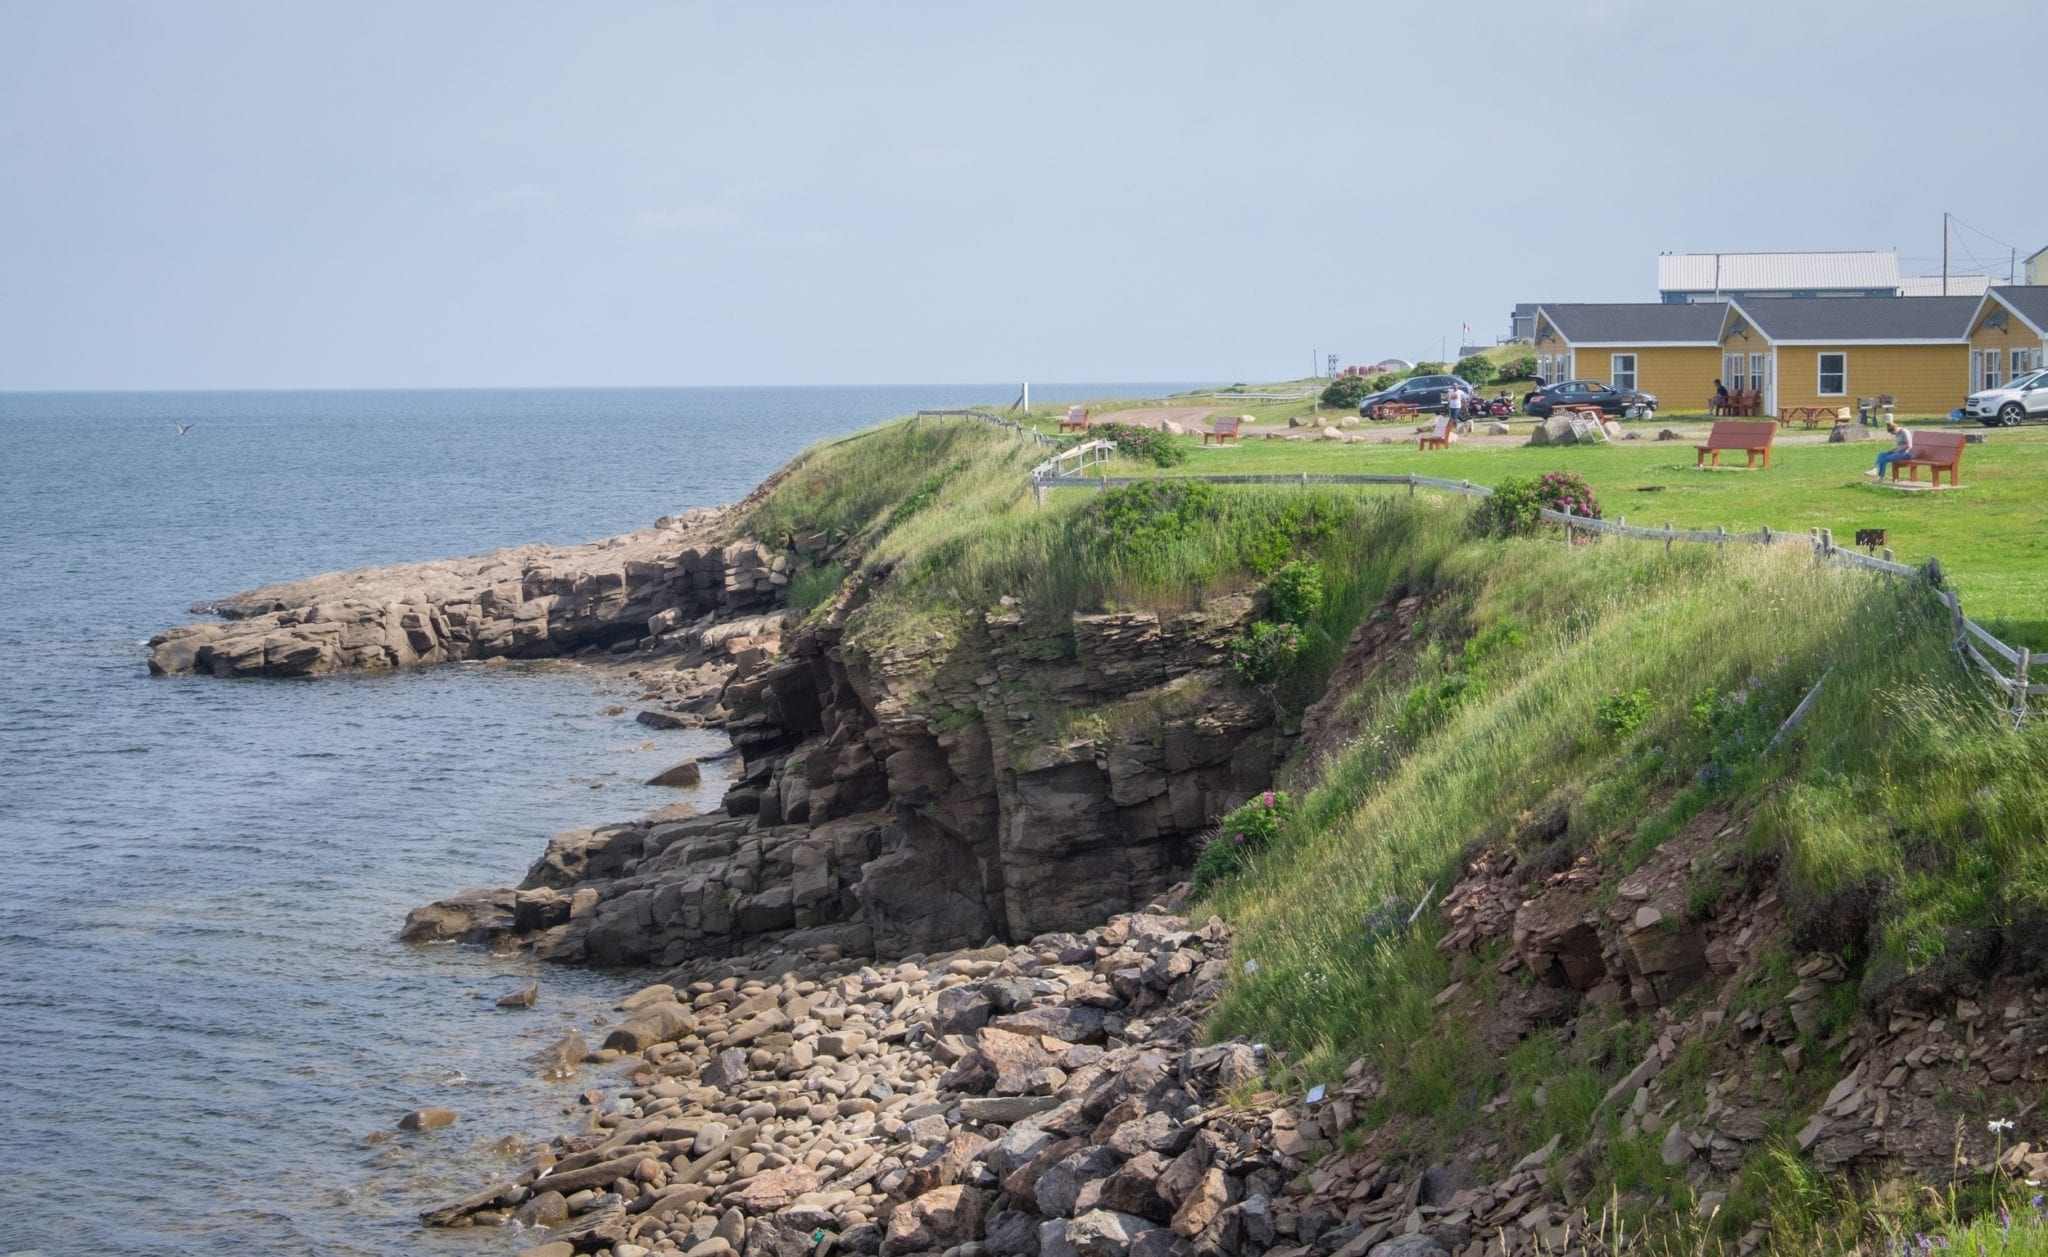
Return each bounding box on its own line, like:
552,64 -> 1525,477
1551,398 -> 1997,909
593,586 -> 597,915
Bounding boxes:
1882,547 -> 1894,563
1562,506 -> 1574,547
1715,524 -> 1727,545
1946,590 -> 1965,646
1034,484 -> 1047,508
1665,522 -> 1674,554
1408,474 -> 1416,498
1762,524 -> 1772,546
2017,648 -> 2034,729
1822,528 -> 1834,558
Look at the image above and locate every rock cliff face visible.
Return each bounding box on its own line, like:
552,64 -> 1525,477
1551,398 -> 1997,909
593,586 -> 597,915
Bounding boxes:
409,584 -> 1288,967
147,503 -> 802,678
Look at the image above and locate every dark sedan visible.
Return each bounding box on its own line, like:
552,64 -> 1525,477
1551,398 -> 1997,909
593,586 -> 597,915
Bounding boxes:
1521,379 -> 1658,418
1358,374 -> 1476,418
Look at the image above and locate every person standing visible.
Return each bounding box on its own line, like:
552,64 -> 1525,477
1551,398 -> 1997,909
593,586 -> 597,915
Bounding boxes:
1871,419 -> 1914,478
1446,383 -> 1467,431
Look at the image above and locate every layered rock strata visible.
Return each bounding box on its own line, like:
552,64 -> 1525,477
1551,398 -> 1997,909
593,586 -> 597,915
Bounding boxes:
147,503 -> 807,678
407,589 -> 1288,965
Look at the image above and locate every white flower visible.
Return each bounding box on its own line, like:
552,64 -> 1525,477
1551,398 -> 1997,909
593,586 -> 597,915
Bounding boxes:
1989,1118 -> 2016,1133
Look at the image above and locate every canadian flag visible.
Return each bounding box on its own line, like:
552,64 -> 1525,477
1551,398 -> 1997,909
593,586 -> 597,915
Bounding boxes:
1462,322 -> 1472,334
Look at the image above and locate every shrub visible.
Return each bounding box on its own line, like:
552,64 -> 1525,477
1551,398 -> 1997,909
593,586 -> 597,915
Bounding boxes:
1320,375 -> 1376,409
1534,471 -> 1601,521
1266,560 -> 1325,626
1596,686 -> 1655,736
1468,471 -> 1603,539
1095,423 -> 1186,468
1230,620 -> 1304,684
1407,361 -> 1448,378
1453,355 -> 1496,387
1367,372 -> 1398,393
1194,790 -> 1294,890
1496,354 -> 1539,382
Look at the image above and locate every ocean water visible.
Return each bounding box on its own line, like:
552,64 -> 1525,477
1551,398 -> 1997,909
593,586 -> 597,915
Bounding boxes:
0,385 -> 1185,1256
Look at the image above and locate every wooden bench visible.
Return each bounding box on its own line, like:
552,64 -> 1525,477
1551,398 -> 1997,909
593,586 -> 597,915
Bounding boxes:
1419,416 -> 1454,451
1693,419 -> 1777,469
1887,430 -> 1966,487
1370,401 -> 1419,421
1553,403 -> 1605,420
1056,406 -> 1091,433
1201,415 -> 1241,445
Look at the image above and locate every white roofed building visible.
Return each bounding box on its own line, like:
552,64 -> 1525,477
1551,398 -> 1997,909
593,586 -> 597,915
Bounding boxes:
1657,251 -> 1900,303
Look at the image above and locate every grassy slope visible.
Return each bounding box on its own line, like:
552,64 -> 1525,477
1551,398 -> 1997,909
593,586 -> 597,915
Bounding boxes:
1036,422 -> 2048,645
739,415 -> 1456,692
742,413 -> 2048,1248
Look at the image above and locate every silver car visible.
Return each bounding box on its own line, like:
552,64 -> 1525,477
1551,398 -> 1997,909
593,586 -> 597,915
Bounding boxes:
1964,368 -> 2048,426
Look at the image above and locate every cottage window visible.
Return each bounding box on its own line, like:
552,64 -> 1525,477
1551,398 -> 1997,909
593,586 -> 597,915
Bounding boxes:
1817,353 -> 1847,396
2014,349 -> 2037,378
1981,351 -> 2003,390
1748,353 -> 1768,394
1610,354 -> 1637,392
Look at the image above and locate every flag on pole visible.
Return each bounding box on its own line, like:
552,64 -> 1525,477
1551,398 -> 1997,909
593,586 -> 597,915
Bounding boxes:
1462,322 -> 1472,334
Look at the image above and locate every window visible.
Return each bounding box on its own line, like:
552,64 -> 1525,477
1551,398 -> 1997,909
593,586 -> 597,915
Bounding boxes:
1817,353 -> 1846,396
1748,353 -> 1768,394
1980,350 -> 2003,390
2015,349 -> 2036,379
1723,353 -> 1747,390
1611,354 -> 1638,391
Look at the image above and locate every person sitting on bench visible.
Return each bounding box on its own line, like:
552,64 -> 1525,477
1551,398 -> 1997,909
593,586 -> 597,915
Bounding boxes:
1871,420 -> 1913,477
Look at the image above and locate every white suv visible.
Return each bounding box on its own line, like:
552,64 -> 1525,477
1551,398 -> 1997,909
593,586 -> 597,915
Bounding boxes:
1965,368 -> 2048,426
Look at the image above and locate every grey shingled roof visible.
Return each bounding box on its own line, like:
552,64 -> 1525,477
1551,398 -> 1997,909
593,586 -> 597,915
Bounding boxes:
1731,296 -> 1977,342
1537,302 -> 1728,345
1991,286 -> 2048,335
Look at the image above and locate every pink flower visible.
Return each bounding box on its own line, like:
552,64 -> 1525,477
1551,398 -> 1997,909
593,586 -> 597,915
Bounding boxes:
1233,833 -> 1246,844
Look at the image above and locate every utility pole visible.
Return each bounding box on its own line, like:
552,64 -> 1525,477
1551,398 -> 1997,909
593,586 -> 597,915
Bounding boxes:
1942,211 -> 1949,296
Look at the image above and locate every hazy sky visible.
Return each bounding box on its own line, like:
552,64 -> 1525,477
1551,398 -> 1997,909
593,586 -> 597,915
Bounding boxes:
2,1 -> 2040,390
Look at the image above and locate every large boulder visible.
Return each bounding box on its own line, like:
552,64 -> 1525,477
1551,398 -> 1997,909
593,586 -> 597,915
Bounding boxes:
881,1185 -> 989,1256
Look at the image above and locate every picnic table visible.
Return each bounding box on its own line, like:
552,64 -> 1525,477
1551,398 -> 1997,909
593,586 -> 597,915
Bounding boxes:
1779,405 -> 1845,429
1371,401 -> 1420,420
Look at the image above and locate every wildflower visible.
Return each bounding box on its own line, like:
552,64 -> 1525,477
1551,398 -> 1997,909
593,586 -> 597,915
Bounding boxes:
1233,833 -> 1246,844
1261,791 -> 1275,808
1990,1118 -> 2016,1134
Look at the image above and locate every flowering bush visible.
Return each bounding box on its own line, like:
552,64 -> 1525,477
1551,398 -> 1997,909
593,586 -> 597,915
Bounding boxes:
1469,470 -> 1604,538
1193,790 -> 1294,891
1264,560 -> 1325,627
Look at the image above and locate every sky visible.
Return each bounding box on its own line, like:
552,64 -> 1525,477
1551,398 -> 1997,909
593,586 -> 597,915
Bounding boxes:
1,0 -> 2041,391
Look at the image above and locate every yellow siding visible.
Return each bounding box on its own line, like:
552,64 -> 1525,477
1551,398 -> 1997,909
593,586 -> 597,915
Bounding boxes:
1773,345 -> 1967,416
1577,346 -> 1721,410
1969,303 -> 2048,380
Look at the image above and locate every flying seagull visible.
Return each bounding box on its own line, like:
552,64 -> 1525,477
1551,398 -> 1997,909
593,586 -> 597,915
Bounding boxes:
173,423 -> 194,436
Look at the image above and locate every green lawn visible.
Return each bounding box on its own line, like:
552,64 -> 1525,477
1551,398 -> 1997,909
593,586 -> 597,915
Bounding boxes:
1038,420 -> 2048,645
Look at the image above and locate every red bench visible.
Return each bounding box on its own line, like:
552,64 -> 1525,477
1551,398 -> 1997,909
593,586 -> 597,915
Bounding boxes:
1693,420 -> 1777,469
1056,406 -> 1091,433
1202,416 -> 1242,445
1887,430 -> 1966,487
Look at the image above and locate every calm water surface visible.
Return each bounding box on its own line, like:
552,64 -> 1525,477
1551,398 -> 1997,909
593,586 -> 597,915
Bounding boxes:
0,385 -> 1185,1256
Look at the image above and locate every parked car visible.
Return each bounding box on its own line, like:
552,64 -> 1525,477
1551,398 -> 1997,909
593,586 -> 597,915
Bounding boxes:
1357,375 -> 1475,418
1521,379 -> 1659,418
1963,368 -> 2048,426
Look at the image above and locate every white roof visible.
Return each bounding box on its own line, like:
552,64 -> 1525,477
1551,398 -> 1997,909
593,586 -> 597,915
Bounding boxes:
1898,274 -> 1994,297
1657,250 -> 1900,293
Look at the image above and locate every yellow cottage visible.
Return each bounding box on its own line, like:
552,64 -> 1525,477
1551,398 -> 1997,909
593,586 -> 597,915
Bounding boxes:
1529,303 -> 1725,409
1714,297 -> 1976,417
1965,286 -> 2048,392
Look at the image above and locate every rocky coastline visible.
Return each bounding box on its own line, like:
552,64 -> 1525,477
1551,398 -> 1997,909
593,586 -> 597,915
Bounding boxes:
155,476 -> 2048,1257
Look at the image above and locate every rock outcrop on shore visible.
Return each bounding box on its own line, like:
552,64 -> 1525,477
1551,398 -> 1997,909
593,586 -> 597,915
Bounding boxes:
405,580 -> 1291,967
147,503 -> 802,679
